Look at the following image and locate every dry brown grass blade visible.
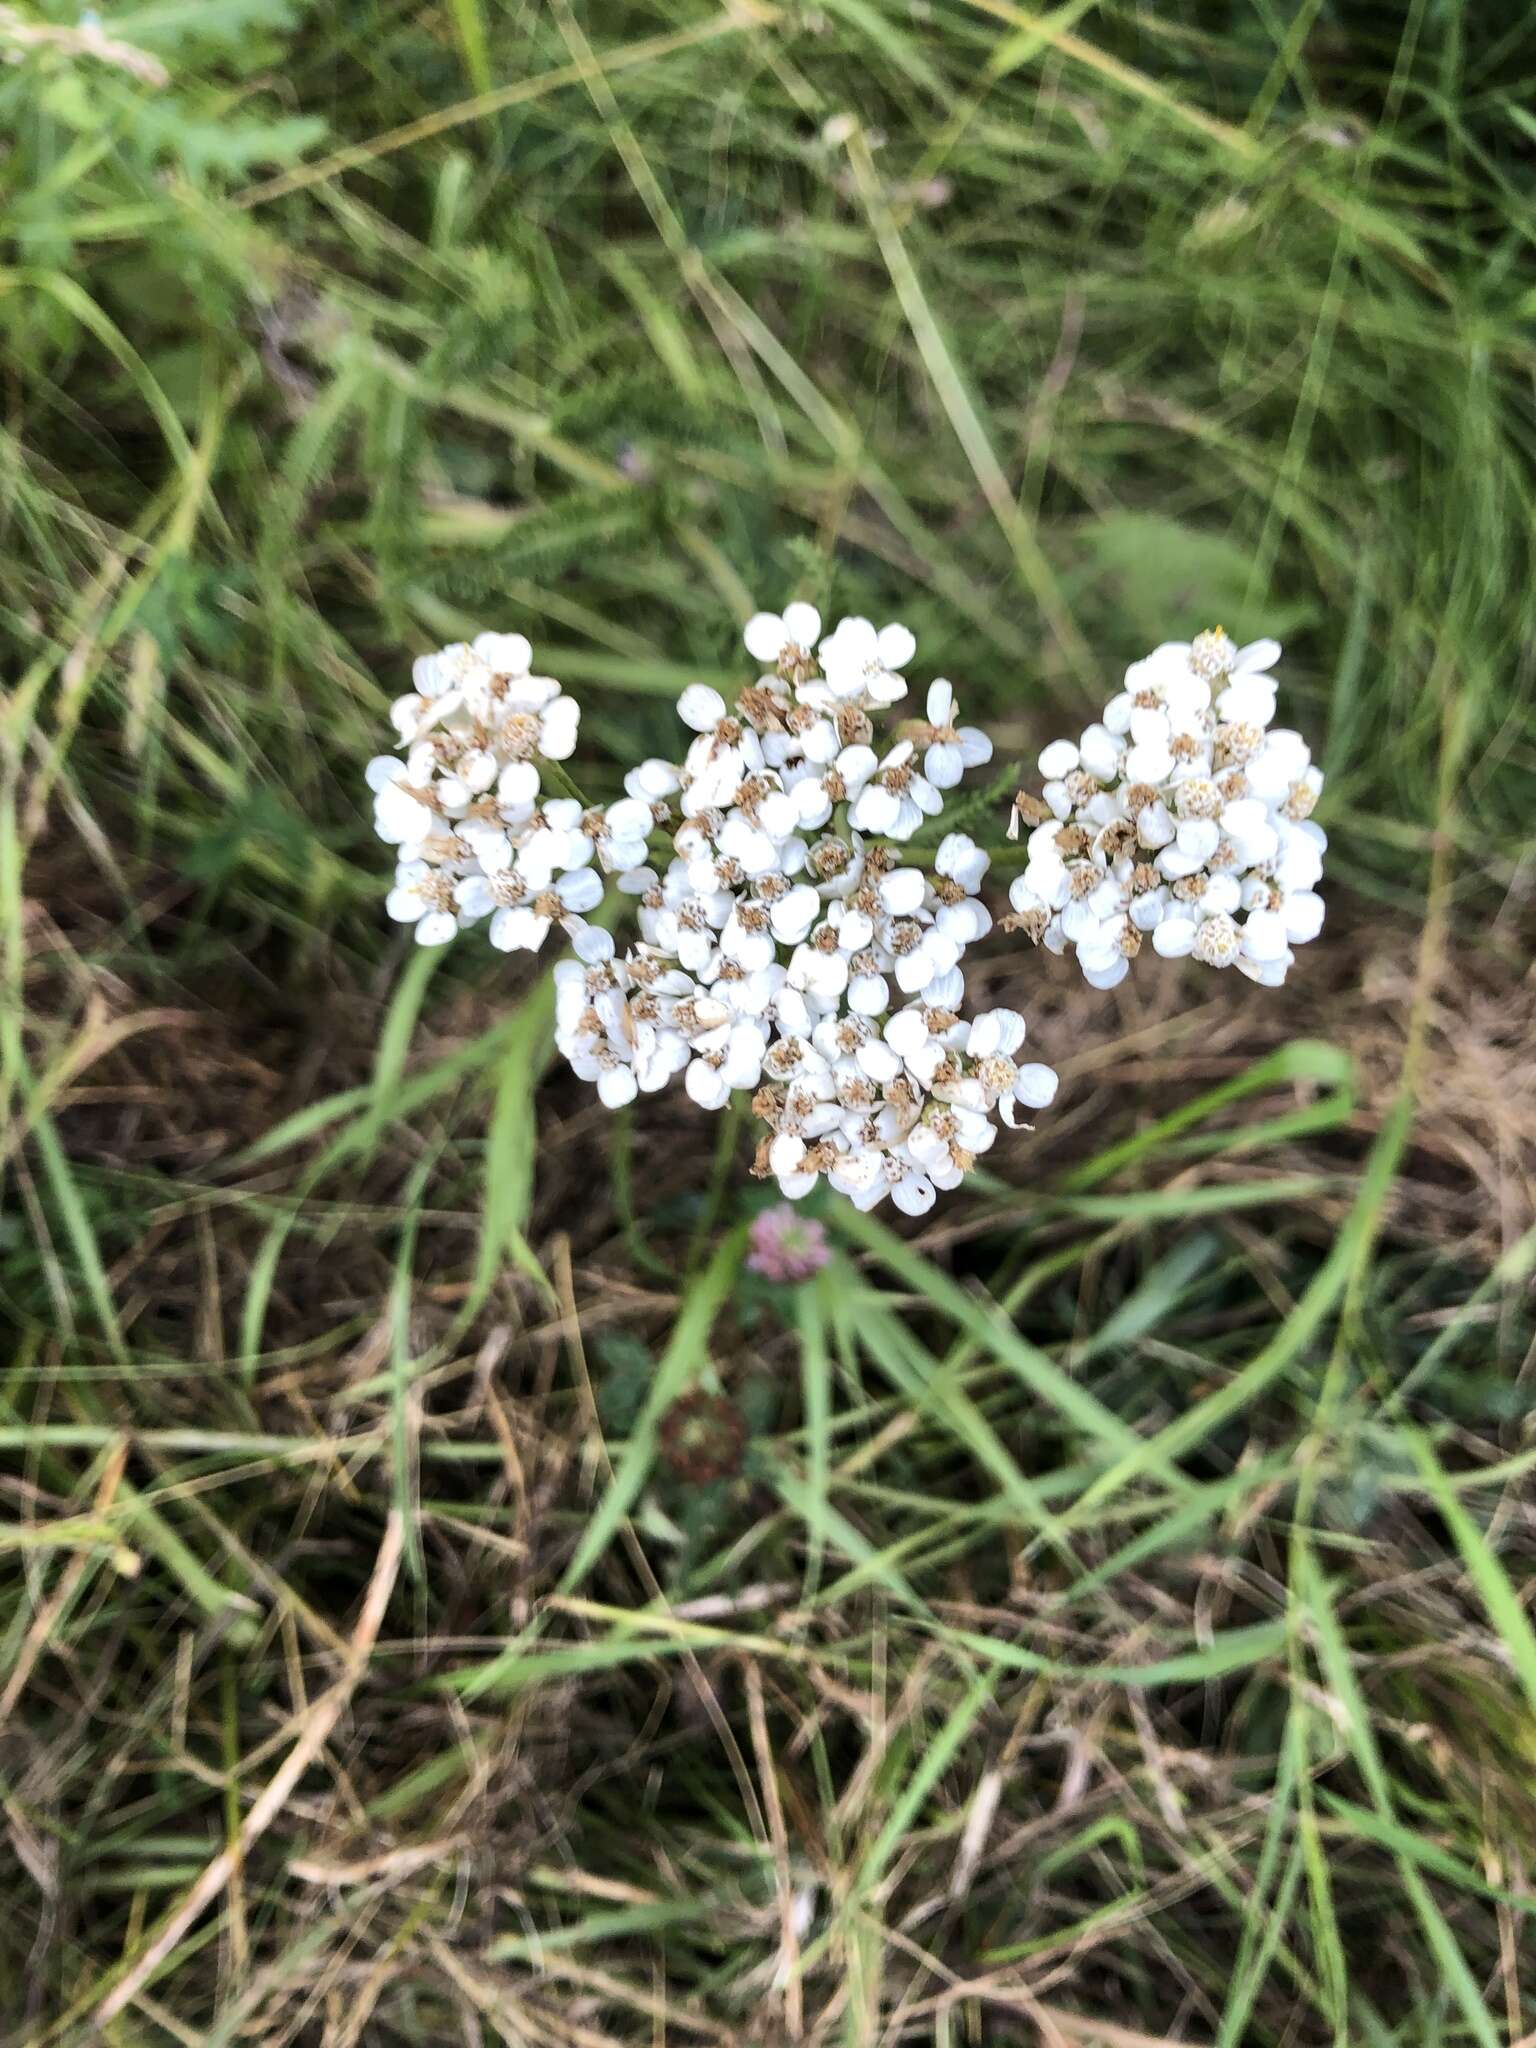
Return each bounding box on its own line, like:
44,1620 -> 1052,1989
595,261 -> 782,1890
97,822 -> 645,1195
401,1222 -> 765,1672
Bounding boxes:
287,1835 -> 469,1885
93,1509 -> 405,2027
1029,2007 -> 1210,2048
745,1657 -> 803,2038
0,1437 -> 130,1721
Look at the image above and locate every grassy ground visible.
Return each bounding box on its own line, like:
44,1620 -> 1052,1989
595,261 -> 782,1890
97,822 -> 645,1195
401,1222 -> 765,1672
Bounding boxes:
3,1 -> 1536,2041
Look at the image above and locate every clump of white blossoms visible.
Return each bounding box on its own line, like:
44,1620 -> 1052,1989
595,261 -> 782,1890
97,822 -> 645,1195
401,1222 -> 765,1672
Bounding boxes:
369,607 -> 1324,1217
1004,629 -> 1326,989
367,632 -> 632,953
544,602 -> 1063,1217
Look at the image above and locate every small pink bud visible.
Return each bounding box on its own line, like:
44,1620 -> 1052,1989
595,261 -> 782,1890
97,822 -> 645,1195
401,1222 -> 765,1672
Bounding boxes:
746,1204 -> 831,1284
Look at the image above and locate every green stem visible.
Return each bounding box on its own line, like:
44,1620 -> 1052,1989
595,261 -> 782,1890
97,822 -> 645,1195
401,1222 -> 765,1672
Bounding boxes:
539,756 -> 590,807
612,1105 -> 675,1282
686,1092 -> 750,1274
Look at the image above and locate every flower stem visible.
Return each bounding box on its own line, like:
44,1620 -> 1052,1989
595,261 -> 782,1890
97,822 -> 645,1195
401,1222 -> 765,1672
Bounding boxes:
612,1106 -> 674,1283
539,757 -> 589,808
686,1091 -> 749,1274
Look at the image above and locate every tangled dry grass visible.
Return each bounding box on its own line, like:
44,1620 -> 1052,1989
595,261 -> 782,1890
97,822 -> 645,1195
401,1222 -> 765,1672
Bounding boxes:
8,825 -> 1535,2040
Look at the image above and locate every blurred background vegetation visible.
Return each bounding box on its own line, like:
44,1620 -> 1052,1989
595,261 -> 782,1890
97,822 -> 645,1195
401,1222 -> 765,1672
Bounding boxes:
2,1 -> 1535,2041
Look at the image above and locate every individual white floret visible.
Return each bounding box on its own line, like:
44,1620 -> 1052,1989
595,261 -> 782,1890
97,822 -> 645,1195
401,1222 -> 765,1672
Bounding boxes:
920,680 -> 993,789
386,860 -> 461,947
744,602 -> 822,669
848,740 -> 943,840
816,616 -> 915,704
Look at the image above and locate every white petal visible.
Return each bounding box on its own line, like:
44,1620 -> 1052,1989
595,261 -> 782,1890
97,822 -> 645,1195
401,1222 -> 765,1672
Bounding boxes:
1124,740 -> 1173,784
569,923 -> 615,963
601,796 -> 651,845
473,631 -> 532,674
627,757 -> 682,800
924,740 -> 963,789
971,1008 -> 1025,1058
850,786 -> 900,834
374,783 -> 433,846
498,760 -> 541,809
597,1065 -> 638,1108
1021,857 -> 1070,910
758,791 -> 799,839
883,1008 -> 929,1057
830,1149 -> 882,1194
937,833 -> 988,890
1235,637 -> 1281,674
1081,954 -> 1129,989
390,694 -> 425,740
1217,677 -> 1276,725
503,671 -> 560,710
771,884 -> 821,942
685,1060 -> 730,1111
936,898 -> 990,944
557,868 -> 604,913
834,907 -> 874,950
1152,916 -> 1196,958
1077,724 -> 1121,781
743,612 -> 788,662
1103,692 -> 1134,735
859,1039 -> 901,1083
1013,1062 -> 1058,1109
769,1133 -> 807,1178
890,1171 -> 936,1217
538,697 -> 580,761
454,876 -> 495,918
1136,801 -> 1175,850
415,911 -> 458,947
1283,890 -> 1325,944
875,622 -> 915,670
879,868 -> 926,916
792,782 -> 833,830
1175,817 -> 1220,864
782,601 -> 822,649
926,678 -> 954,726
1038,739 -> 1079,779
678,684 -> 727,732
489,907 -> 549,952
1241,908 -> 1288,962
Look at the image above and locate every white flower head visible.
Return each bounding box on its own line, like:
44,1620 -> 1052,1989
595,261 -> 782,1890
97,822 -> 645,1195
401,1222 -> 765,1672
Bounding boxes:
369,631 -> 604,959
552,597 -> 1031,1216
1007,627 -> 1323,991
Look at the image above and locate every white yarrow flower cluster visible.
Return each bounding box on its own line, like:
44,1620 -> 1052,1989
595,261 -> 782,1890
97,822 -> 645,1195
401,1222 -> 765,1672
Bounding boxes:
368,604 -> 1324,1221
368,632 -> 614,951
549,602 -> 1055,1216
1006,630 -> 1326,989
